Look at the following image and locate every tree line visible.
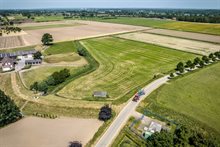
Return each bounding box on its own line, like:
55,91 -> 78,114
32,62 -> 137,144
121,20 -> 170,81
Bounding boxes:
146,125 -> 218,147
0,89 -> 22,127
30,68 -> 70,94
171,51 -> 220,77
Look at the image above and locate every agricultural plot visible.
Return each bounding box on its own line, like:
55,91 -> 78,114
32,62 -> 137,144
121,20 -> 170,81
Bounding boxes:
118,32 -> 220,55
0,36 -> 26,49
58,37 -> 197,101
138,63 -> 220,138
145,29 -> 220,44
21,66 -> 79,88
0,117 -> 102,147
21,20 -> 145,46
89,17 -> 220,35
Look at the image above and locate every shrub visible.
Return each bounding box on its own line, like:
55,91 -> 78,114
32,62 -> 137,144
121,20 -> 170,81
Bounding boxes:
170,73 -> 174,78
99,105 -> 112,121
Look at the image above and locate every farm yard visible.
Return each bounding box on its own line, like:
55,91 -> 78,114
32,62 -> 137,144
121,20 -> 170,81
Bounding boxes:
138,62 -> 220,139
118,32 -> 220,55
57,37 -> 197,101
0,117 -> 102,147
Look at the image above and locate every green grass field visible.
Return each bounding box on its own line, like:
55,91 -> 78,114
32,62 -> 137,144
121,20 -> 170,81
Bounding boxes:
138,62 -> 220,137
44,53 -> 81,63
57,37 -> 197,101
84,17 -> 220,35
22,66 -> 78,88
34,15 -> 64,22
44,41 -> 76,55
21,23 -> 82,30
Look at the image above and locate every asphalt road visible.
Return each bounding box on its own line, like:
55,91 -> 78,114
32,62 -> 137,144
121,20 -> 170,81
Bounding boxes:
95,76 -> 169,147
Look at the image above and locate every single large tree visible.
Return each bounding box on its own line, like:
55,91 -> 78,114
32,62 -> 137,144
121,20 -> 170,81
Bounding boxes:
41,33 -> 53,45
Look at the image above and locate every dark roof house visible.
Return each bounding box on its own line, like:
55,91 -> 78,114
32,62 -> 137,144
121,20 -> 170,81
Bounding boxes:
1,57 -> 15,72
0,49 -> 37,59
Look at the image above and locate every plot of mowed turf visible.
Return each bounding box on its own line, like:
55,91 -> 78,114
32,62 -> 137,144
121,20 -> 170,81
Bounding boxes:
21,66 -> 78,88
44,41 -> 76,55
58,37 -> 197,100
44,53 -> 81,63
138,63 -> 220,136
88,17 -> 220,35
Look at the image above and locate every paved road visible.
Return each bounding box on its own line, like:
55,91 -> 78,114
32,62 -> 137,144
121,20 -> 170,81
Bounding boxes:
95,76 -> 169,147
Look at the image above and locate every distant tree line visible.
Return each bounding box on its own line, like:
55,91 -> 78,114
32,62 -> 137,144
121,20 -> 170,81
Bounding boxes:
0,89 -> 22,127
146,125 -> 218,147
1,9 -> 220,23
30,68 -> 70,94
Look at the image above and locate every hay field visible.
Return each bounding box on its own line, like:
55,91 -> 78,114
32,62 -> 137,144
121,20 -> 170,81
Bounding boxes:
58,37 -> 196,100
0,117 -> 102,147
118,32 -> 220,55
145,29 -> 220,44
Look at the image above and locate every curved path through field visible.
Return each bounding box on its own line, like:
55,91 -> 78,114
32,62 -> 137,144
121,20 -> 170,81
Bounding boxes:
95,75 -> 169,147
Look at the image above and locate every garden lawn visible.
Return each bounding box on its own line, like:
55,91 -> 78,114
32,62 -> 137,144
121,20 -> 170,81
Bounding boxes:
86,17 -> 220,35
44,41 -> 76,55
138,62 -> 220,136
58,37 -> 197,101
21,66 -> 78,88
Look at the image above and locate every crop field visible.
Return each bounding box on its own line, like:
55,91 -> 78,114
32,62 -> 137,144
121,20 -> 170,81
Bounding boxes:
0,45 -> 35,53
88,17 -> 220,35
20,23 -> 83,30
0,36 -> 26,49
138,63 -> 220,137
145,29 -> 220,44
57,37 -> 197,101
118,32 -> 220,55
21,20 -> 145,46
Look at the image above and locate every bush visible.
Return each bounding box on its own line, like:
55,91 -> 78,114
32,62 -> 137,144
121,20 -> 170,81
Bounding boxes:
37,81 -> 48,93
170,73 -> 174,78
99,105 -> 112,121
69,141 -> 82,147
33,51 -> 42,59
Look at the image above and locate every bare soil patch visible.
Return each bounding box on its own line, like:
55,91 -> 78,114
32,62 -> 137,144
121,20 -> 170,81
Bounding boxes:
118,32 -> 220,55
145,29 -> 220,44
22,20 -> 146,45
0,117 -> 102,147
0,36 -> 26,49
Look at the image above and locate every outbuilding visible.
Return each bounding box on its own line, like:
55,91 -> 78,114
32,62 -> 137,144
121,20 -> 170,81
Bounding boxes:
93,91 -> 108,98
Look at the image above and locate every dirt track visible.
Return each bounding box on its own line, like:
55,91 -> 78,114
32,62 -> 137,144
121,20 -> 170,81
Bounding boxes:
145,29 -> 220,44
119,32 -> 220,55
0,117 -> 102,147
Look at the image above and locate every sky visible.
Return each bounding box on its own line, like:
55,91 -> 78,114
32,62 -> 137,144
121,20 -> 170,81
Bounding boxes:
0,0 -> 220,9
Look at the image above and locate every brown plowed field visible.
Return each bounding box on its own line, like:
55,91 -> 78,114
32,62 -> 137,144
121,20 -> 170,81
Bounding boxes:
145,29 -> 220,44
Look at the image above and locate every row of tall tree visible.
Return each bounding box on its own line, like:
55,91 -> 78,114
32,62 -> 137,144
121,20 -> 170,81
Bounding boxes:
173,51 -> 220,75
0,90 -> 22,127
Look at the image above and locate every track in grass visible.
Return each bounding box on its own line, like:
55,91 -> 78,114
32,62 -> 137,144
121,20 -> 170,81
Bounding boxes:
138,62 -> 220,137
58,37 -> 197,101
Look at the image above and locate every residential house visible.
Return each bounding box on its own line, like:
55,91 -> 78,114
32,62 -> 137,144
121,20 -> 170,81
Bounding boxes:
1,57 -> 15,72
